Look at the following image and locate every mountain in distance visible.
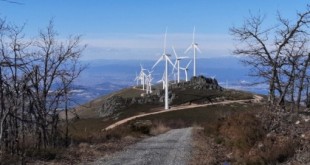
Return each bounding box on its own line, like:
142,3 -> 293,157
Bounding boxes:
68,82 -> 127,108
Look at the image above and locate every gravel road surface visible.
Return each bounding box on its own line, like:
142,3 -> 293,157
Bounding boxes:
91,127 -> 193,165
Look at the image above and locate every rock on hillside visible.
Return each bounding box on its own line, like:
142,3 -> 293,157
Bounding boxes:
171,76 -> 222,91
99,94 -> 160,118
100,96 -> 130,117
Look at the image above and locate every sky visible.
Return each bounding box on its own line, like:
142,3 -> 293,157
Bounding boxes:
0,0 -> 309,60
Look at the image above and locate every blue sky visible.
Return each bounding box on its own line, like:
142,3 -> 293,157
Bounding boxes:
0,0 -> 309,60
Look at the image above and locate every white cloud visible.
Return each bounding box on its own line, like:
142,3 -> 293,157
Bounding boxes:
81,33 -> 234,60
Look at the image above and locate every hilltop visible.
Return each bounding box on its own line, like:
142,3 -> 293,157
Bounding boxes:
63,75 -> 253,121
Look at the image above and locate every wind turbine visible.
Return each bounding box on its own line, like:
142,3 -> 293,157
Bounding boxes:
145,70 -> 153,94
157,71 -> 166,90
185,26 -> 201,77
180,60 -> 192,82
139,64 -> 147,90
172,46 -> 188,83
152,28 -> 175,110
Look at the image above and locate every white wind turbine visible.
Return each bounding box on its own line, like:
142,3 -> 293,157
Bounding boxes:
185,26 -> 201,77
173,72 -> 177,84
152,28 -> 175,110
157,71 -> 166,90
180,60 -> 192,82
148,77 -> 153,94
145,70 -> 153,94
139,64 -> 147,90
172,46 -> 188,83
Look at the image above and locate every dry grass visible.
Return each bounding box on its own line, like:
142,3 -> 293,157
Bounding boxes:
149,120 -> 171,135
194,109 -> 302,164
219,112 -> 265,150
190,127 -> 229,165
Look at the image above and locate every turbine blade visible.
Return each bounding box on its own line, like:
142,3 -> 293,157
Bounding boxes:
186,60 -> 192,68
152,55 -> 164,69
164,27 -> 168,54
166,55 -> 175,69
172,60 -> 177,73
195,45 -> 202,53
184,45 -> 192,54
172,46 -> 178,59
179,56 -> 189,59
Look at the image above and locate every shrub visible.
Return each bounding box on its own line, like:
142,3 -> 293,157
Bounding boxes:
260,135 -> 298,163
130,120 -> 152,134
150,120 -> 170,135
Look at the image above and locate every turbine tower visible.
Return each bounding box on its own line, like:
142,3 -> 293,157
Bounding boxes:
152,28 -> 174,110
180,60 -> 192,81
185,26 -> 201,77
172,46 -> 188,83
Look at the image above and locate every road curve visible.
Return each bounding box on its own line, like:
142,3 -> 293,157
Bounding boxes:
91,127 -> 193,165
104,97 -> 261,131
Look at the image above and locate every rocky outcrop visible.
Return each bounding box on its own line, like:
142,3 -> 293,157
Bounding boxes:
99,94 -> 161,117
100,96 -> 130,117
130,95 -> 160,104
171,76 -> 223,91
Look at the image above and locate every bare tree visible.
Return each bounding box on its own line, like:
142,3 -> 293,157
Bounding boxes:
0,18 -> 85,157
25,20 -> 86,148
230,7 -> 310,112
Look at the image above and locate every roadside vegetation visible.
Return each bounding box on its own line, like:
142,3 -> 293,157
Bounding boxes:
191,109 -> 310,164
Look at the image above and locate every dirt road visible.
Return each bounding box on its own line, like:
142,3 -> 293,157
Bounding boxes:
91,127 -> 192,165
104,95 -> 263,131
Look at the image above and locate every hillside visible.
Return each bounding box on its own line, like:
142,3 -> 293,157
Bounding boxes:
62,75 -> 256,144
62,75 -> 253,121
27,76 -> 309,165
